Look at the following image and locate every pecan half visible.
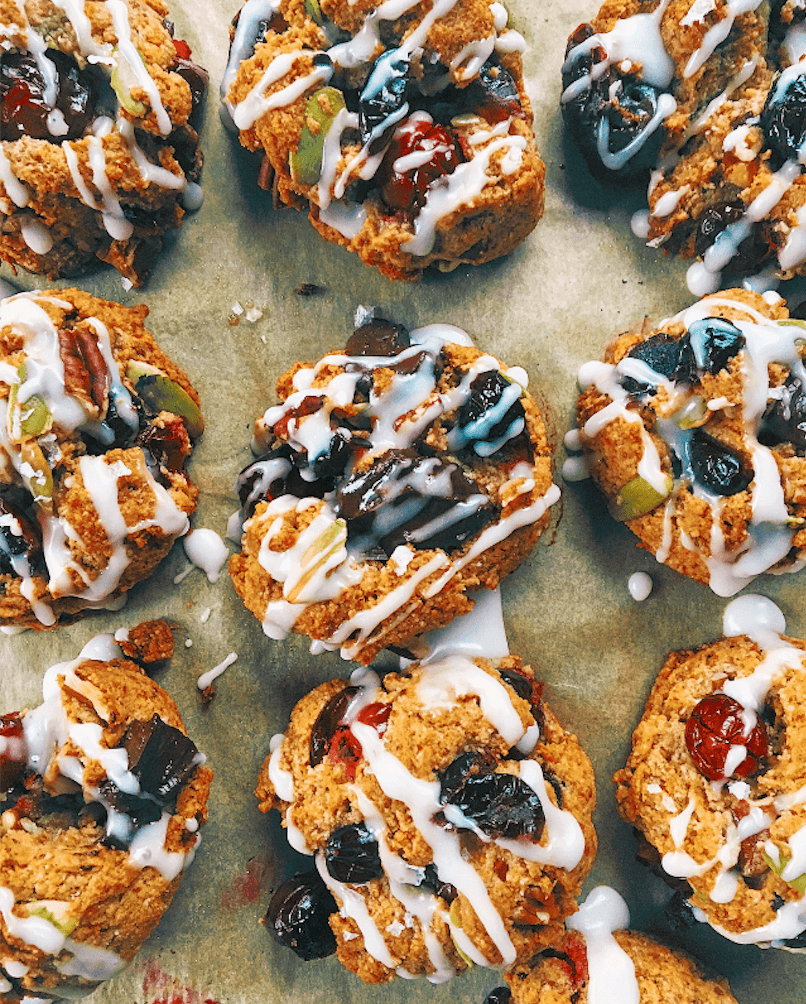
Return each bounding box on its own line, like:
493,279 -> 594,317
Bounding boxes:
58,328 -> 109,418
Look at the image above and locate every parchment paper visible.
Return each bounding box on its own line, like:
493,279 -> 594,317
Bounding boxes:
1,0 -> 804,1002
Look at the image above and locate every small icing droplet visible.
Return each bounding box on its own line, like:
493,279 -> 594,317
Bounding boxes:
627,571 -> 652,601
723,594 -> 787,641
182,528 -> 229,583
562,456 -> 589,482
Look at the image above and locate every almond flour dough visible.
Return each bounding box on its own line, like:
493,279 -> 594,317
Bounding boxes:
0,288 -> 203,629
0,0 -> 207,286
0,628 -> 213,1002
256,654 -> 597,983
615,595 -> 806,950
229,312 -> 559,664
572,287 -> 806,596
221,0 -> 544,280
561,0 -> 806,292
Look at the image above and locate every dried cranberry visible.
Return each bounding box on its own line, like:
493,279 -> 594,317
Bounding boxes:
685,693 -> 769,781
456,370 -> 524,447
0,489 -> 42,575
378,118 -> 463,212
273,395 -> 324,440
761,70 -> 806,165
562,28 -> 663,181
540,931 -> 589,989
266,870 -> 338,960
0,51 -> 95,142
421,862 -> 457,903
325,822 -> 383,884
473,60 -> 524,123
327,725 -> 363,781
137,416 -> 192,474
171,55 -> 208,129
438,751 -> 545,841
693,201 -> 746,257
621,332 -> 696,395
358,48 -> 410,147
763,374 -> 806,452
689,430 -> 753,496
345,318 -> 410,357
172,38 -> 193,60
310,687 -> 359,767
0,712 -> 26,792
686,317 -> 745,375
483,987 -> 512,1004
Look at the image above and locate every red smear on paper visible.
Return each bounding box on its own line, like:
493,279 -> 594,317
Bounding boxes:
141,958 -> 220,1004
220,857 -> 270,912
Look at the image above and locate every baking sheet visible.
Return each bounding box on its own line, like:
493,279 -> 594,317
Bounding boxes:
1,0 -> 805,1001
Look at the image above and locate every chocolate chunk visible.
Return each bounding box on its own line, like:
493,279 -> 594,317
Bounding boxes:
345,318 -> 411,357
118,714 -> 198,804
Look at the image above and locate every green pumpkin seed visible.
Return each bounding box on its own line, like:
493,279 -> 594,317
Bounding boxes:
110,47 -> 147,117
763,850 -> 806,895
126,361 -> 204,439
609,474 -> 673,522
20,438 -> 53,508
289,86 -> 346,188
6,365 -> 52,442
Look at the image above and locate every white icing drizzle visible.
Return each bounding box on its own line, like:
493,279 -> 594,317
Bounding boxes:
567,887 -> 639,1004
684,0 -> 764,78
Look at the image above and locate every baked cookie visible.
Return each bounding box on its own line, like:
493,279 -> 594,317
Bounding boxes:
256,654 -> 597,983
561,0 -> 806,293
484,886 -> 738,1004
220,0 -> 544,280
0,0 -> 207,286
615,594 -> 806,949
571,287 -> 806,596
229,311 -> 559,664
0,628 -> 213,1002
0,288 -> 203,629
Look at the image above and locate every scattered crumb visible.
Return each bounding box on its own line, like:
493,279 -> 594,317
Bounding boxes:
201,684 -> 216,707
185,638 -> 193,648
118,619 -> 175,664
294,282 -> 323,296
200,608 -> 211,624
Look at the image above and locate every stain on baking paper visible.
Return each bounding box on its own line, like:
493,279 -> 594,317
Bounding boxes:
141,958 -> 220,1004
221,856 -> 271,911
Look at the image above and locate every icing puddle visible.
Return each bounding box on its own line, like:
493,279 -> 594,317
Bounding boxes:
141,959 -> 220,1004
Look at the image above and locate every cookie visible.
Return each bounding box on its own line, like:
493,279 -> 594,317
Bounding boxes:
229,311 -> 559,664
0,0 -> 207,286
570,287 -> 806,596
561,0 -> 806,293
484,886 -> 738,1004
0,628 -> 213,1002
614,594 -> 806,949
256,654 -> 597,983
220,0 -> 544,281
0,288 -> 203,629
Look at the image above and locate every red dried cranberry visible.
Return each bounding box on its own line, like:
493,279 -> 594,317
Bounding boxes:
1,712 -> 27,792
378,118 -> 463,212
0,51 -> 95,142
561,931 -> 588,989
325,822 -> 383,884
327,725 -> 363,781
311,689 -> 390,781
266,870 -> 338,960
273,395 -> 324,439
172,38 -> 193,60
138,416 -> 191,473
685,693 -> 768,781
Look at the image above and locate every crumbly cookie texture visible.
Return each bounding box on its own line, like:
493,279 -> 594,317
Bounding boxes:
229,313 -> 559,664
256,655 -> 597,983
615,595 -> 806,949
0,628 -> 213,1003
561,0 -> 806,292
501,921 -> 737,1004
0,0 -> 208,286
221,0 -> 544,281
573,287 -> 806,596
0,288 -> 203,629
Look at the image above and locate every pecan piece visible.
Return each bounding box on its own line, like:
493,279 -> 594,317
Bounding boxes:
58,328 -> 109,418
